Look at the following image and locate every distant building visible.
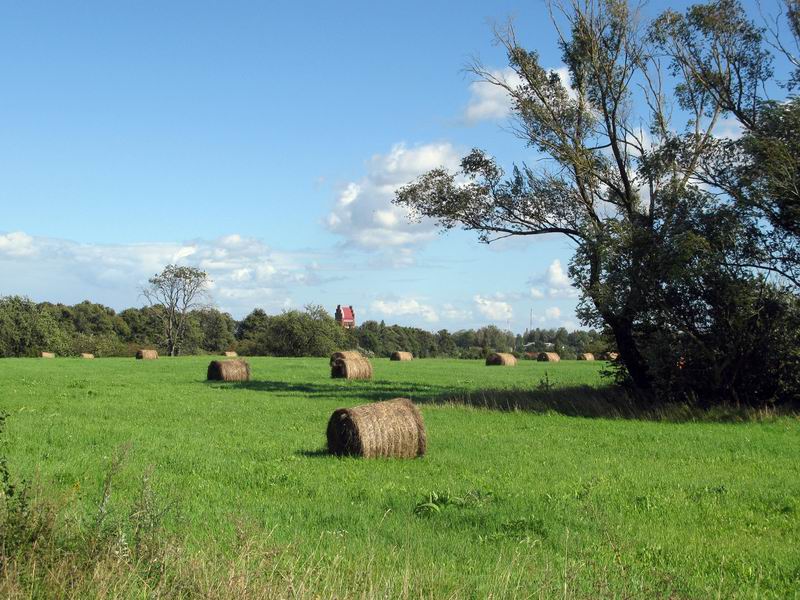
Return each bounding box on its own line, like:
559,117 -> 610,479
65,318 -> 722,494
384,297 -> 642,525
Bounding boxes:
335,305 -> 356,329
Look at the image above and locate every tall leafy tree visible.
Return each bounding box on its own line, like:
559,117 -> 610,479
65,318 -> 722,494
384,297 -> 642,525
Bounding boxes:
395,0 -> 799,404
142,265 -> 209,356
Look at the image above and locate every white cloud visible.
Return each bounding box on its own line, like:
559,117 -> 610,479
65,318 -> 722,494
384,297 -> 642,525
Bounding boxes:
325,142 -> 462,250
0,231 -> 324,317
530,259 -> 578,299
371,298 -> 439,323
464,68 -> 522,123
441,303 -> 472,321
0,231 -> 38,258
474,294 -> 513,321
464,65 -> 575,123
545,306 -> 561,319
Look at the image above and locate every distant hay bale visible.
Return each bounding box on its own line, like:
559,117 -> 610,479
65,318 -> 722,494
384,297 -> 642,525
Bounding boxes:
599,352 -> 619,361
486,352 -> 517,366
207,359 -> 250,382
135,349 -> 159,360
537,352 -> 561,362
578,353 -> 595,361
390,351 -> 413,361
224,351 -> 238,357
330,351 -> 373,380
327,398 -> 426,458
40,352 -> 55,359
80,353 -> 94,359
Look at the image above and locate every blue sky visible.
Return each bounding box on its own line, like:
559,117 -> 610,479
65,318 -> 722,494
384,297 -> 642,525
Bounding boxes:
0,0 -> 709,331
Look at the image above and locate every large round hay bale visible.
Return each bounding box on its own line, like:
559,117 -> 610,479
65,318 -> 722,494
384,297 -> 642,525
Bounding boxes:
577,353 -> 595,361
80,353 -> 95,359
537,352 -> 561,362
40,352 -> 55,359
486,352 -> 517,366
390,351 -> 413,361
605,352 -> 619,361
224,351 -> 238,357
330,351 -> 372,380
136,349 -> 159,360
207,359 -> 250,382
327,398 -> 426,458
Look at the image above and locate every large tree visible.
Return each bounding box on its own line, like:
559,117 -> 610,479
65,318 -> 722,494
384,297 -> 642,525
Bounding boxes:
142,265 -> 209,356
395,0 -> 799,404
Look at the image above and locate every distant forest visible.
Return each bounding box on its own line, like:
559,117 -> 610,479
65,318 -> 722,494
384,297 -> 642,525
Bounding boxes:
0,296 -> 609,359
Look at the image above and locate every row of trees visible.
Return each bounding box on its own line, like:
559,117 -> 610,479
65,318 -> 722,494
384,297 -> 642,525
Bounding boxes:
395,0 -> 800,406
0,296 -> 606,360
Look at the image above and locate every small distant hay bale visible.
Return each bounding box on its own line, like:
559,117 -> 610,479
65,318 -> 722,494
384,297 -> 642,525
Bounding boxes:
577,353 -> 595,361
224,351 -> 238,357
40,352 -> 55,359
390,351 -> 413,361
599,352 -> 619,361
486,352 -> 517,366
80,353 -> 95,359
537,352 -> 561,362
135,349 -> 159,360
326,398 -> 426,458
207,359 -> 250,382
330,351 -> 373,380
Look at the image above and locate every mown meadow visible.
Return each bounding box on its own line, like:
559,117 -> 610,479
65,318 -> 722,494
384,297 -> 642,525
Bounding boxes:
1,357 -> 798,598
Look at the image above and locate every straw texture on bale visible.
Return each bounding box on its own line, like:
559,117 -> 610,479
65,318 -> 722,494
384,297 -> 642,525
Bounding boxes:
390,351 -> 413,361
327,398 -> 426,458
578,353 -> 595,361
136,349 -> 159,360
537,352 -> 561,362
80,353 -> 94,359
207,359 -> 250,382
486,352 -> 517,366
330,351 -> 373,380
40,352 -> 55,359
224,351 -> 238,357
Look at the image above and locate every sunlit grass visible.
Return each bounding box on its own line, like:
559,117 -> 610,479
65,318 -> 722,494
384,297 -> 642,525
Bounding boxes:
2,357 -> 798,598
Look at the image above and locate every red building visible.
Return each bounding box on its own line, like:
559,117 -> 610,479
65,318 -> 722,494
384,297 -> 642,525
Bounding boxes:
335,305 -> 356,329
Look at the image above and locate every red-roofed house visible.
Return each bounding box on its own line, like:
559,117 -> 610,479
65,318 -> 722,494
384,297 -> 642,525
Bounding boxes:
335,305 -> 356,329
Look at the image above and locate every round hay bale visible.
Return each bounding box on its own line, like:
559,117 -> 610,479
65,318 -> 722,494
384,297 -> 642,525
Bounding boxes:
80,353 -> 95,359
327,398 -> 426,458
224,351 -> 238,357
486,352 -> 517,366
330,351 -> 372,380
40,352 -> 55,359
577,353 -> 595,361
390,351 -> 413,361
537,352 -> 561,362
207,359 -> 250,382
136,349 -> 159,360
605,352 -> 619,361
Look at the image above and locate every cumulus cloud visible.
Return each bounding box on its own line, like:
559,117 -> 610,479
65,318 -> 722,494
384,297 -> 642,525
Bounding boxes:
464,68 -> 522,123
474,294 -> 513,321
371,298 -> 439,322
325,142 -> 462,250
0,231 -> 38,258
545,306 -> 561,319
464,65 -> 575,123
441,303 -> 472,321
0,231 -> 326,316
529,259 -> 578,299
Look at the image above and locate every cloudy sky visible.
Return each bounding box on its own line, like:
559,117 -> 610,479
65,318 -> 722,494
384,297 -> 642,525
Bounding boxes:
0,1 -> 694,331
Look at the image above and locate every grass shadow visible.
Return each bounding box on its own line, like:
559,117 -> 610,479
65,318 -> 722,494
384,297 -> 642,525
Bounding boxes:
224,379 -> 794,423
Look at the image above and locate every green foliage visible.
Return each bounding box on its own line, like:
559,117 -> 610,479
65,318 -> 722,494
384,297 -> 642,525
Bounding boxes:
0,296 -> 70,357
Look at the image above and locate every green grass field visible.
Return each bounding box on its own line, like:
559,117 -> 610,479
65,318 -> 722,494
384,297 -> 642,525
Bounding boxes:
1,357 -> 799,598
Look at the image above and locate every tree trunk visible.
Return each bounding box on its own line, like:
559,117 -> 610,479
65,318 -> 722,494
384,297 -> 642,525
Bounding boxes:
606,315 -> 653,393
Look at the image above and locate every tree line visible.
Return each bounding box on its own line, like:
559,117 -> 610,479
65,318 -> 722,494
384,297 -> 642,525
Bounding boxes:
0,296 -> 606,360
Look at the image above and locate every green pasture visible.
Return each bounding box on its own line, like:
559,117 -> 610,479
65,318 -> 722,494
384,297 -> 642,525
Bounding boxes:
1,357 -> 798,598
